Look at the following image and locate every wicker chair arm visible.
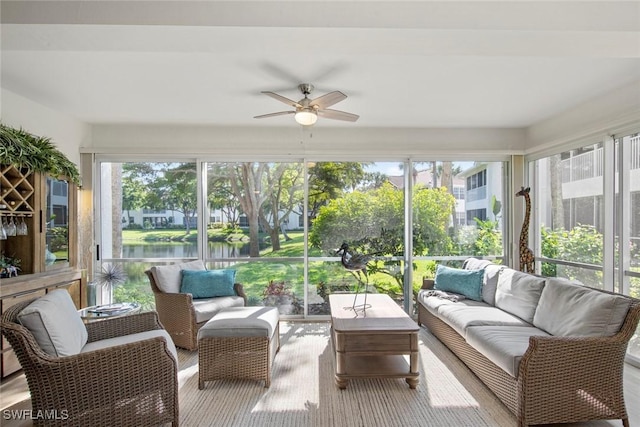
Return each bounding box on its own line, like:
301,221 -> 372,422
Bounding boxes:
519,334 -> 629,387
421,279 -> 435,290
234,283 -> 248,305
86,311 -> 163,342
25,337 -> 176,423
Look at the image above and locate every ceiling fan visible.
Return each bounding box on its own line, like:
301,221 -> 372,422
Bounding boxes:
254,83 -> 359,126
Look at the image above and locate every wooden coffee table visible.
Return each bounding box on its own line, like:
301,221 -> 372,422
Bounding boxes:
329,293 -> 419,389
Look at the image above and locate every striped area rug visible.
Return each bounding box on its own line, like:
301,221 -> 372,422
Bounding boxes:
177,322 -> 515,427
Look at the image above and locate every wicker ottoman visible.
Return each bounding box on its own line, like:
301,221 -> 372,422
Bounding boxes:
198,306 -> 280,389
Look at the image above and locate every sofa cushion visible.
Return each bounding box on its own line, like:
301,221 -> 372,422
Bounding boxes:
494,268 -> 545,323
192,296 -> 245,324
463,257 -> 492,271
81,329 -> 178,361
465,325 -> 550,377
481,264 -> 505,306
17,289 -> 88,357
198,306 -> 280,339
434,264 -> 484,301
150,260 -> 206,294
533,278 -> 632,337
181,269 -> 237,298
435,301 -> 530,337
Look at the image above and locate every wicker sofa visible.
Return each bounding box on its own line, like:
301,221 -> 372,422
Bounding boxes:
146,260 -> 247,350
1,289 -> 178,427
417,258 -> 640,427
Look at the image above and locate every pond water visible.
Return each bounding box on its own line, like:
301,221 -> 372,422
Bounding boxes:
122,241 -> 251,259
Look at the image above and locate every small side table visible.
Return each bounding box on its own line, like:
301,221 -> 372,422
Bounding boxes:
78,302 -> 141,322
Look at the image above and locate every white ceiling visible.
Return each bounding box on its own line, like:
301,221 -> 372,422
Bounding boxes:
1,1 -> 639,129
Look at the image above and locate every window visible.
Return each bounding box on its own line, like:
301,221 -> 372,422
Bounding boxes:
532,132 -> 640,365
97,158 -> 507,317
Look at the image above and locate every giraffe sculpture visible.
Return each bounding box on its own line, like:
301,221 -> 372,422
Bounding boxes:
516,186 -> 535,273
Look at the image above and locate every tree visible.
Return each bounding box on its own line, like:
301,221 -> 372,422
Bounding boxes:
207,165 -> 241,228
258,163 -> 304,251
146,163 -> 198,233
121,163 -> 151,227
307,162 -> 367,221
310,183 -> 455,290
227,163 -> 268,257
550,154 -> 565,229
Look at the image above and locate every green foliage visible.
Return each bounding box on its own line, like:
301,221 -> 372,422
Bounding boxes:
540,224 -> 603,286
48,226 -> 68,252
456,218 -> 502,256
491,195 -> 502,220
0,124 -> 81,185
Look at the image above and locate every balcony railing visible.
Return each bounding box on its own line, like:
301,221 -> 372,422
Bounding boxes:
560,135 -> 640,184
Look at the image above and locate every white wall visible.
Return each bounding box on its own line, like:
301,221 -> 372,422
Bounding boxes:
1,89 -> 91,167
525,80 -> 640,157
87,124 -> 525,159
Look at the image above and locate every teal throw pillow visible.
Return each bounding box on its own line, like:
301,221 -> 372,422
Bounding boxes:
434,264 -> 484,301
180,269 -> 237,299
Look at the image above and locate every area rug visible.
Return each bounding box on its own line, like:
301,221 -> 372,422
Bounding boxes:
176,322 -> 516,426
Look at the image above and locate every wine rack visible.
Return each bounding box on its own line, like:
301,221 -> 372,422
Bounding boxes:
0,164 -> 35,214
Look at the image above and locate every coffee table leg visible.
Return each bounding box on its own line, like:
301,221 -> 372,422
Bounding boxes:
336,376 -> 349,389
405,377 -> 418,389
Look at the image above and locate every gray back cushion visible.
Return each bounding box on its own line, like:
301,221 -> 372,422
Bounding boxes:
463,258 -> 491,271
533,278 -> 631,337
494,268 -> 545,324
150,260 -> 206,293
17,289 -> 88,357
482,264 -> 505,306
463,258 -> 503,305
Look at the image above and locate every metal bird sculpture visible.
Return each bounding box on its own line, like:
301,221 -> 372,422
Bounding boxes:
335,242 -> 374,314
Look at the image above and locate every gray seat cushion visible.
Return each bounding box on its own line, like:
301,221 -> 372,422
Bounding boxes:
81,329 -> 178,361
435,300 -> 530,337
198,307 -> 279,339
465,325 -> 550,377
192,296 -> 245,324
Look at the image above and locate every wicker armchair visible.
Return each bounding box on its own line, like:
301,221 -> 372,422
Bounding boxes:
146,269 -> 247,351
1,299 -> 179,427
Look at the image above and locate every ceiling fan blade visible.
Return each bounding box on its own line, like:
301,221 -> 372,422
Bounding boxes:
262,91 -> 302,108
310,91 -> 347,110
318,109 -> 359,122
254,111 -> 295,119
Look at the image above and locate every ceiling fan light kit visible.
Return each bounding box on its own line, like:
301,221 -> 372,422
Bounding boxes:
294,110 -> 318,126
255,83 -> 358,126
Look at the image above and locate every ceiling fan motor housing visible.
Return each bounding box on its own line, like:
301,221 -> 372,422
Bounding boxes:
298,83 -> 314,96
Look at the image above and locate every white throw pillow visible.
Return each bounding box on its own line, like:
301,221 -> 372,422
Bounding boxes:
17,289 -> 88,357
533,278 -> 631,337
150,260 -> 206,293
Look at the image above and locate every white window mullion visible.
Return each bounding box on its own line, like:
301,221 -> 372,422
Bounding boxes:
603,135 -> 616,292
404,159 -> 413,314
618,136 -> 631,295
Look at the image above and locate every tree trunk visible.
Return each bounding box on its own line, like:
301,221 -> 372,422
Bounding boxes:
550,154 -> 565,229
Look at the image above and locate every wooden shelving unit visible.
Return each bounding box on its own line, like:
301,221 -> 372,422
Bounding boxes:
1,164 -> 84,378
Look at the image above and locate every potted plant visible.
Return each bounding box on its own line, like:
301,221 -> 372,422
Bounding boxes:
262,280 -> 302,315
0,253 -> 21,278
